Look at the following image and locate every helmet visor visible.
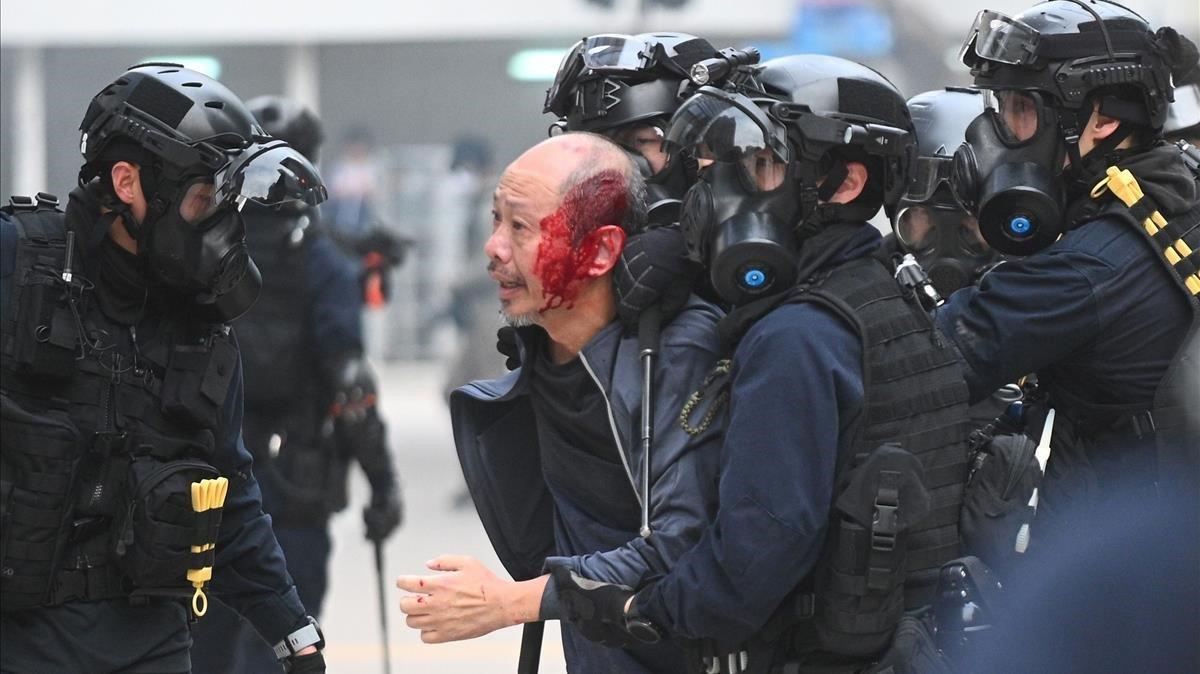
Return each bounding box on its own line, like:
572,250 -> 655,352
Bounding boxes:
545,40 -> 586,115
667,88 -> 788,191
905,155 -> 954,204
960,9 -> 1041,67
214,141 -> 327,209
581,34 -> 651,72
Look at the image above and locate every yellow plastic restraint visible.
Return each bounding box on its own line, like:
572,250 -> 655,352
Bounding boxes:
188,477 -> 228,617
1092,167 -> 1200,295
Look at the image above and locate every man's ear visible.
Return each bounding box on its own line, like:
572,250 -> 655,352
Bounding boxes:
1088,101 -> 1122,142
827,161 -> 868,205
110,161 -> 143,206
585,225 -> 628,278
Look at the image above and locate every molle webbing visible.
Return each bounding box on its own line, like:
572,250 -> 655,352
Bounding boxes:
1092,166 -> 1200,297
801,257 -> 971,606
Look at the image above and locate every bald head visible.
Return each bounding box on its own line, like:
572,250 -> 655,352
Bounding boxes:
513,132 -> 637,196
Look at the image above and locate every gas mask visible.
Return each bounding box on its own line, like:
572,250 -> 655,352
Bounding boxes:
135,140 -> 326,321
672,84 -> 910,305
893,202 -> 996,296
950,90 -> 1066,257
671,89 -> 799,305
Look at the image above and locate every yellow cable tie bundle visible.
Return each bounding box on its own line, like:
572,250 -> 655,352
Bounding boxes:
188,476 -> 228,617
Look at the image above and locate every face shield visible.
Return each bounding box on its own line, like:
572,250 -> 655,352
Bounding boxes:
667,88 -> 789,193
545,34 -> 654,116
213,140 -> 327,211
906,155 -> 955,205
959,9 -> 1042,68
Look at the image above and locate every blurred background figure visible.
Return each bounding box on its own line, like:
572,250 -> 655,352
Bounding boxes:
190,96 -> 403,673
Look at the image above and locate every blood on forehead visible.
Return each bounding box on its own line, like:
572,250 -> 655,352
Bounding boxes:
534,169 -> 628,311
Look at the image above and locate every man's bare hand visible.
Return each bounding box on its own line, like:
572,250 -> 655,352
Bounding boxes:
396,554 -> 547,644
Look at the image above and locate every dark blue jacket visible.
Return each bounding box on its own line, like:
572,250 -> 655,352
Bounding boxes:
635,225 -> 878,648
450,297 -> 725,673
304,229 -> 364,357
0,205 -> 307,670
936,145 -> 1195,407
935,144 -> 1197,527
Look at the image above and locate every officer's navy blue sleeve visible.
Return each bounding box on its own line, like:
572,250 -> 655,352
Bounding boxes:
543,333 -> 725,590
208,347 -> 309,644
935,247 -> 1108,403
305,233 -> 363,357
636,303 -> 862,645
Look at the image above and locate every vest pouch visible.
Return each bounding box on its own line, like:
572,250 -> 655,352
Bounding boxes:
960,432 -> 1040,579
815,444 -> 932,657
111,457 -> 220,590
0,393 -> 84,611
864,612 -> 953,674
11,271 -> 77,379
160,331 -> 237,429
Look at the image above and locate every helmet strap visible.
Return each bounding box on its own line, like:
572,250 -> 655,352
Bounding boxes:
816,156 -> 849,202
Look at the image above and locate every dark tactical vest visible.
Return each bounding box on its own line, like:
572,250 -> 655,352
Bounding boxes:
1048,159 -> 1200,500
232,208 -> 349,523
791,255 -> 971,658
0,195 -> 231,611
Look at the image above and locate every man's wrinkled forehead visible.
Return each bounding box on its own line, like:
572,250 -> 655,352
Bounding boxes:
493,166 -> 560,218
494,138 -> 591,213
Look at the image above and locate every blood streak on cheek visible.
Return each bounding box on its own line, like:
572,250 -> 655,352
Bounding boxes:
534,169 -> 627,311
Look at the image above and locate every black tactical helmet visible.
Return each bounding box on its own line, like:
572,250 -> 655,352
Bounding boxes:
959,0 -> 1196,132
247,95 -> 325,163
753,53 -> 916,219
79,63 -> 267,185
900,88 -> 987,210
668,54 -> 915,304
544,32 -> 719,134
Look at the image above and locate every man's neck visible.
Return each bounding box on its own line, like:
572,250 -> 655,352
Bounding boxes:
103,210 -> 139,254
540,279 -> 617,365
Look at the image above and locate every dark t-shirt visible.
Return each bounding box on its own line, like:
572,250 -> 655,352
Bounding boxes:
528,336 -> 640,532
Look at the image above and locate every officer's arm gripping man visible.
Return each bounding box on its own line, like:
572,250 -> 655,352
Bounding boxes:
634,303 -> 863,646
542,319 -> 726,594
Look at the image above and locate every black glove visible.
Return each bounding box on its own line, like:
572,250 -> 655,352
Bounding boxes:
550,566 -> 663,646
363,488 -> 403,542
614,226 -> 699,330
496,326 -> 521,370
284,650 -> 326,674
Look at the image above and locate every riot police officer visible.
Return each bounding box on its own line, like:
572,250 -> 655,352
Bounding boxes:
890,87 -> 996,298
944,0 -> 1200,538
544,32 -> 721,226
554,54 -> 974,673
189,96 -> 402,671
545,32 -> 729,325
0,65 -> 327,673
